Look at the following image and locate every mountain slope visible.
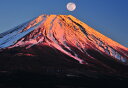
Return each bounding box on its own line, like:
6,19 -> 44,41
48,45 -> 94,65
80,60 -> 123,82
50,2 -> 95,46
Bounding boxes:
0,14 -> 128,78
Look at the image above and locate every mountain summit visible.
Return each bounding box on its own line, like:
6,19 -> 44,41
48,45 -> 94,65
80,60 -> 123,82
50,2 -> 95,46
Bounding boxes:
0,15 -> 128,85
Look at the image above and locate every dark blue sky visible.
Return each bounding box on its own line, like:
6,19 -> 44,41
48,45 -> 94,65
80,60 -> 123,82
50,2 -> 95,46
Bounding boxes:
0,0 -> 128,47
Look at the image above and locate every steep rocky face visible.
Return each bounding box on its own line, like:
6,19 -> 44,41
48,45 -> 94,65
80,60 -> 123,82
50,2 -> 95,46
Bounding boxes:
0,15 -> 128,75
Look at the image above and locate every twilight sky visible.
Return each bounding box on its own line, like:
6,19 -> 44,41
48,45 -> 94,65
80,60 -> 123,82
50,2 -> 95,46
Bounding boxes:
0,0 -> 128,47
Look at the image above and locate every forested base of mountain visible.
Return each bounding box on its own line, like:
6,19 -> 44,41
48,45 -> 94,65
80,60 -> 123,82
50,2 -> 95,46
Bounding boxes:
0,69 -> 128,88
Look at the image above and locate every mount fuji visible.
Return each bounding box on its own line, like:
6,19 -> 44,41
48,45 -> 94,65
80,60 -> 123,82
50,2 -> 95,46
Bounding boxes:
0,15 -> 128,87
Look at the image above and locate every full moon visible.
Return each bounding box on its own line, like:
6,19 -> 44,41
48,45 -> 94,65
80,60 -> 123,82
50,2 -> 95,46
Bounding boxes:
66,2 -> 76,11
